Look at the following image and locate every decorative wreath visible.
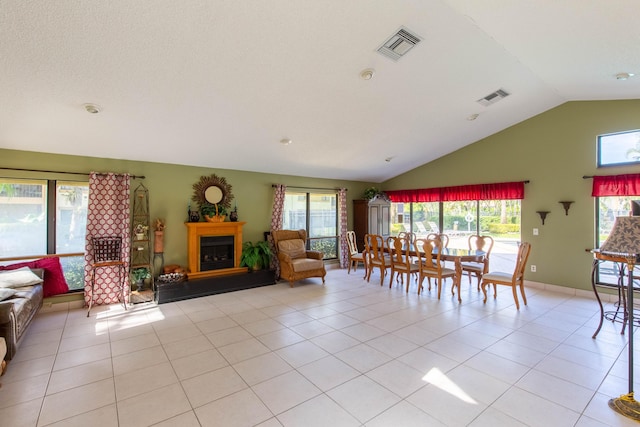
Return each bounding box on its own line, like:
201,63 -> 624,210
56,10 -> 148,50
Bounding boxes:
192,174 -> 234,210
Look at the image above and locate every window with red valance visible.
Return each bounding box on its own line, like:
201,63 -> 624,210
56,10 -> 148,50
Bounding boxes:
386,181 -> 525,202
591,174 -> 640,197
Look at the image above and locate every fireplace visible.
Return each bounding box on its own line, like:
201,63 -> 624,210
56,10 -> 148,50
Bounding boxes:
185,222 -> 247,279
200,235 -> 234,271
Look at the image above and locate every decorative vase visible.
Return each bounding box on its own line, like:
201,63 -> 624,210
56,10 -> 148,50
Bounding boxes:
230,208 -> 238,222
136,280 -> 144,292
189,210 -> 200,222
154,231 -> 164,253
135,233 -> 145,241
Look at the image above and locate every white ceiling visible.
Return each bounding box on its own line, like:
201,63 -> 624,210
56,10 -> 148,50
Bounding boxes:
2,1 -> 639,182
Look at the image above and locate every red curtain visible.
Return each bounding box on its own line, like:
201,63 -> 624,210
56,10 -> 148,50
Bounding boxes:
592,174 -> 640,196
386,181 -> 525,202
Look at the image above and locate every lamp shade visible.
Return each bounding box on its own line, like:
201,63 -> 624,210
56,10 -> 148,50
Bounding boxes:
600,216 -> 640,256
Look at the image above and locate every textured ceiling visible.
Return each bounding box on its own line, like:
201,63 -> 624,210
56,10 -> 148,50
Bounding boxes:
1,1 -> 639,182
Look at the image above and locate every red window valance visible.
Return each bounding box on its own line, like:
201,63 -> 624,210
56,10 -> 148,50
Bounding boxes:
386,181 -> 525,203
592,174 -> 640,197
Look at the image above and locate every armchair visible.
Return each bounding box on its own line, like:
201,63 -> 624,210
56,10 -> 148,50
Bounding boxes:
272,229 -> 326,287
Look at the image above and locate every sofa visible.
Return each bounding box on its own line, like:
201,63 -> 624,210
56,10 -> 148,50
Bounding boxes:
0,268 -> 44,361
272,229 -> 326,287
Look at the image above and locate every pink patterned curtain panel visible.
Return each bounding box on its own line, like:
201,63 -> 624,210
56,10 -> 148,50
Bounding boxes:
269,184 -> 286,275
339,188 -> 348,268
84,173 -> 131,306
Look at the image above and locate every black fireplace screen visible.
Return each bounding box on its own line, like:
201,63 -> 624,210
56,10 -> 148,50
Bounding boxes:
200,235 -> 234,271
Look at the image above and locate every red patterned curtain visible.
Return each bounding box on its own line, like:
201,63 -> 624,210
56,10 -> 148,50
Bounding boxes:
269,184 -> 287,275
386,181 -> 525,202
338,188 -> 348,268
592,174 -> 640,196
83,173 -> 131,306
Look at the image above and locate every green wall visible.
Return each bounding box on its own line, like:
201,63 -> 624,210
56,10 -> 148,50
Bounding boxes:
383,99 -> 640,291
1,149 -> 372,268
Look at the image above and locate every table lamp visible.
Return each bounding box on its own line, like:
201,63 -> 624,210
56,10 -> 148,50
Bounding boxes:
600,216 -> 640,420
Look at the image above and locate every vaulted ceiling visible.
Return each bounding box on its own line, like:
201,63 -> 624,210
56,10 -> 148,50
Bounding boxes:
2,1 -> 639,182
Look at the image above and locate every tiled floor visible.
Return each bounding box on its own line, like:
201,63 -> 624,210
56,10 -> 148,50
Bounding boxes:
1,267 -> 639,426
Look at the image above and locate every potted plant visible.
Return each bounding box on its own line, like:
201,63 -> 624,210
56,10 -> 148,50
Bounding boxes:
363,187 -> 389,201
200,203 -> 227,222
134,223 -> 148,240
240,241 -> 272,271
131,267 -> 151,291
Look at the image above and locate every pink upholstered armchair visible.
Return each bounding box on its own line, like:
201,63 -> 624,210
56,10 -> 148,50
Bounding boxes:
272,229 -> 326,287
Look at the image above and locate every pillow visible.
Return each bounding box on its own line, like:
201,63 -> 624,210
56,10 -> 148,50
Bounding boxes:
0,288 -> 17,301
278,239 -> 307,259
0,257 -> 69,297
0,267 -> 44,289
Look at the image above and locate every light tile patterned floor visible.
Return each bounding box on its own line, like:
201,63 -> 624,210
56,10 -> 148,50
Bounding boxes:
0,267 -> 639,426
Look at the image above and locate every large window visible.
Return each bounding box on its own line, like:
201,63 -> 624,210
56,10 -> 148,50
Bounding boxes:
0,178 -> 88,291
598,129 -> 640,167
390,199 -> 521,272
596,196 -> 637,285
283,191 -> 338,260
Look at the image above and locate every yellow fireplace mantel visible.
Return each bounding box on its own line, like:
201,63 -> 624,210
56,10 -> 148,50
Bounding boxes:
185,222 -> 248,279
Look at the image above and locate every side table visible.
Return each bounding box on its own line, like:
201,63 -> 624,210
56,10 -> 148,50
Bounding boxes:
591,250 -> 640,338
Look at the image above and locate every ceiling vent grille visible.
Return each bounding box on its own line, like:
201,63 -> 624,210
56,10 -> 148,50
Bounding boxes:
477,89 -> 510,106
377,27 -> 422,61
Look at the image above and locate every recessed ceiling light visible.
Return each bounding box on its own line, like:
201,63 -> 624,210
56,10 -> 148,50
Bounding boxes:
83,103 -> 101,114
615,72 -> 635,80
360,69 -> 375,80
280,138 -> 292,145
467,113 -> 480,121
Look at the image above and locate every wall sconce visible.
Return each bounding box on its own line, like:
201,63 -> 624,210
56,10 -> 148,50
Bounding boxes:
559,201 -> 574,215
536,211 -> 550,225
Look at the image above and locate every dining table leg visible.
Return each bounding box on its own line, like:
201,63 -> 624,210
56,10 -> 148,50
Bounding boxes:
453,259 -> 462,302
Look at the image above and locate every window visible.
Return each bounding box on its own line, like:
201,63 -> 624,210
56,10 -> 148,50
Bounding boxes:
596,196 -> 637,285
598,129 -> 640,167
390,200 -> 521,272
283,191 -> 338,260
0,178 -> 89,291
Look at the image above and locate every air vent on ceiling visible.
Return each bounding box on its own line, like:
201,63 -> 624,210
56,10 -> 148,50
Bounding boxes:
377,27 -> 422,61
477,89 -> 510,106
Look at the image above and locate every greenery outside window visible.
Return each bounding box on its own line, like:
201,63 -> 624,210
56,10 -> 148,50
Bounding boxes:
0,178 -> 88,291
283,191 -> 338,260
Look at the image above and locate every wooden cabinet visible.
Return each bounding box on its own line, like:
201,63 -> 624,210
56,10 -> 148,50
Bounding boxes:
353,198 -> 391,251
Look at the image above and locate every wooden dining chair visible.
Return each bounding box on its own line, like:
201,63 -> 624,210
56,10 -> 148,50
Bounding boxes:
415,237 -> 458,299
426,233 -> 449,248
387,235 -> 419,292
365,234 -> 390,286
346,230 -> 366,275
481,242 -> 532,309
461,235 -> 494,289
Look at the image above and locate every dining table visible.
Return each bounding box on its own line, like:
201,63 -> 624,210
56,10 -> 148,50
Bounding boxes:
386,242 -> 487,301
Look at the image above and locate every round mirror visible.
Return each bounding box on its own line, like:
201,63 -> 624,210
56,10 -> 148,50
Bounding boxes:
204,186 -> 223,204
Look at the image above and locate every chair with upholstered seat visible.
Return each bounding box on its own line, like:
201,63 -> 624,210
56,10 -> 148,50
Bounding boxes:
481,242 -> 531,309
365,234 -> 391,286
346,230 -> 366,275
272,229 -> 326,287
387,235 -> 420,292
415,237 -> 458,299
461,235 -> 494,290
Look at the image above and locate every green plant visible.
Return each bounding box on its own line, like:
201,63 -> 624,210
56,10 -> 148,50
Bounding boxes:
363,187 -> 389,201
200,203 -> 227,217
131,267 -> 151,282
240,241 -> 272,270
